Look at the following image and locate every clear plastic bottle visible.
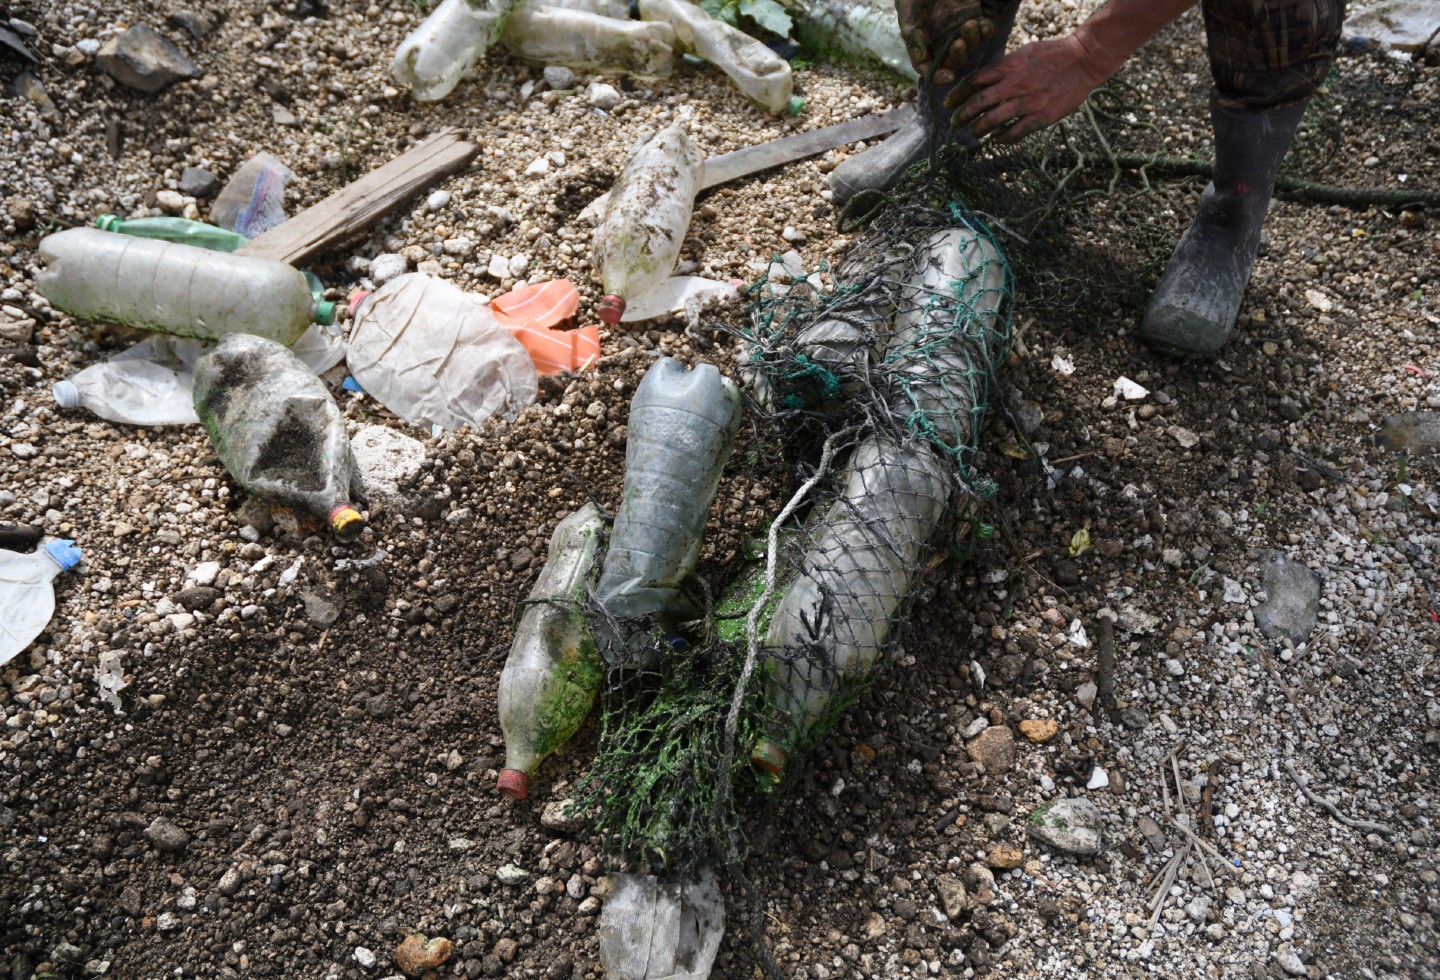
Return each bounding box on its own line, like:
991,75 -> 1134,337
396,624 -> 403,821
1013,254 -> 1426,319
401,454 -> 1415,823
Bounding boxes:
751,435 -> 950,775
785,0 -> 917,81
497,503 -> 607,800
347,273 -> 537,432
36,227 -> 336,345
593,125 -> 706,325
596,358 -> 741,642
96,213 -> 249,252
516,0 -> 629,15
193,333 -> 367,540
391,0 -> 524,102
502,6 -> 677,77
53,358 -> 199,426
0,540 -> 82,668
597,868 -> 725,980
638,0 -> 798,114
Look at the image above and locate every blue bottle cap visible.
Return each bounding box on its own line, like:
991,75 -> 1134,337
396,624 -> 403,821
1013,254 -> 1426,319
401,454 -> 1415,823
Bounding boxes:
45,538 -> 83,571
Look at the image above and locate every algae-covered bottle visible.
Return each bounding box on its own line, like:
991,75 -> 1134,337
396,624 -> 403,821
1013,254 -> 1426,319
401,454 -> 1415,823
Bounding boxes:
36,227 -> 335,345
785,0 -> 917,81
637,0 -> 799,113
497,503 -> 607,800
592,124 -> 705,324
751,435 -> 950,776
193,333 -> 367,540
391,0 -> 524,101
502,6 -> 677,77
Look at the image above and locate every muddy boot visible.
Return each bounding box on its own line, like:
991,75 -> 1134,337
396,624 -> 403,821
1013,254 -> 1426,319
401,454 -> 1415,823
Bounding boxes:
828,7 -> 1016,208
1140,99 -> 1308,356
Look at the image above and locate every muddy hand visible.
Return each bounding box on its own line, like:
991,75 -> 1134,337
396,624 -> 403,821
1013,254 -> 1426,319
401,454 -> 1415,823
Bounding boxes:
946,35 -> 1108,144
896,0 -> 993,79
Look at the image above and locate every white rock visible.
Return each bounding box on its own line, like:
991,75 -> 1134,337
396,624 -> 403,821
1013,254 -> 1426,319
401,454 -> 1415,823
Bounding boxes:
426,190 -> 451,210
1086,766 -> 1109,790
442,237 -> 473,257
351,425 -> 426,512
155,190 -> 187,214
368,253 -> 408,285
507,254 -> 530,277
354,947 -> 376,969
497,863 -> 530,885
488,255 -> 510,279
586,81 -> 621,110
524,156 -> 550,177
543,65 -> 576,89
187,561 -> 220,587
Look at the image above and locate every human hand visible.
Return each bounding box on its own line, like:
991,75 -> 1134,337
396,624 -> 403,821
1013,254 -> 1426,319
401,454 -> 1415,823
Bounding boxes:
946,34 -> 1111,143
895,0 -> 995,83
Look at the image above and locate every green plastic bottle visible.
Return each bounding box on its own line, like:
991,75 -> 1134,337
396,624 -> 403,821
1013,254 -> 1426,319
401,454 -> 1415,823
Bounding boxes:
95,213 -> 249,252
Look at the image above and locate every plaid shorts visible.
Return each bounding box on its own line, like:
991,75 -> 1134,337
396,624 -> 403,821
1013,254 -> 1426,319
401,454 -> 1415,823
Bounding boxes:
1202,0 -> 1346,110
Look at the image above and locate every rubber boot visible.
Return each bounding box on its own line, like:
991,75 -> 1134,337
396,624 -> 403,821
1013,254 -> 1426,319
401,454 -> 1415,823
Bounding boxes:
828,6 -> 1017,207
1140,99 -> 1309,356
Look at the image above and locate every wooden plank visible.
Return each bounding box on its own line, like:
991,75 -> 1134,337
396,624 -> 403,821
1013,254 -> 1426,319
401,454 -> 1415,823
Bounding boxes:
237,128 -> 480,266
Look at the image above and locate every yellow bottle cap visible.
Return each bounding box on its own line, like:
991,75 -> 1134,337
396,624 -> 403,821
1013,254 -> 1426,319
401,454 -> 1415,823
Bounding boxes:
329,505 -> 365,541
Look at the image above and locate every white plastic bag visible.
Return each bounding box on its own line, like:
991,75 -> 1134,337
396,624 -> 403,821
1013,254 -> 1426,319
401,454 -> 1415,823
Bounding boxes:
597,869 -> 724,980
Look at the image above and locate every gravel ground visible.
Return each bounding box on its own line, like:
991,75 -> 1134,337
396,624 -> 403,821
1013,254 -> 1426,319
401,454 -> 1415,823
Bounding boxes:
2,1 -> 1438,979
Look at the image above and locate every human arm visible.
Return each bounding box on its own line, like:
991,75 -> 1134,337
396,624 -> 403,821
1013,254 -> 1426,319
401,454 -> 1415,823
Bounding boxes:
948,0 -> 1200,143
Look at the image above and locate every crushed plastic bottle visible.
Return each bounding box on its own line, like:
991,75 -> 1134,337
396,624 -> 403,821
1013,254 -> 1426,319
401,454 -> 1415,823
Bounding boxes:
497,503 -> 607,800
785,0 -> 917,80
54,358 -> 199,426
209,153 -> 294,239
193,333 -> 367,540
36,227 -> 336,345
752,435 -> 950,776
516,0 -> 628,15
347,273 -> 537,432
391,0 -> 525,102
637,0 -> 798,113
0,539 -> 82,668
596,357 -> 741,658
597,868 -> 725,980
95,213 -> 248,252
503,6 -> 677,77
593,125 -> 706,325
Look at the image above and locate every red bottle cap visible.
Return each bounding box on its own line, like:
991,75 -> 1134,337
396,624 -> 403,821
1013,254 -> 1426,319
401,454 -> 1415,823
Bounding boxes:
751,739 -> 787,776
597,294 -> 626,324
497,769 -> 530,800
329,505 -> 366,541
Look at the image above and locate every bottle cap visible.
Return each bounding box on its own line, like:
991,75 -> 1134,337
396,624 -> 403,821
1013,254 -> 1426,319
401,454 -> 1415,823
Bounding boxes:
597,294 -> 626,325
313,300 -> 338,326
787,96 -> 806,117
44,538 -> 83,572
53,380 -> 81,409
329,505 -> 366,541
497,769 -> 530,800
750,739 -> 787,776
96,214 -> 122,232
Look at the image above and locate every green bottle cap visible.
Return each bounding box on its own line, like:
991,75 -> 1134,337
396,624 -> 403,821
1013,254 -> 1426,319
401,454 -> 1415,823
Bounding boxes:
313,300 -> 338,326
96,214 -> 121,231
787,96 -> 806,117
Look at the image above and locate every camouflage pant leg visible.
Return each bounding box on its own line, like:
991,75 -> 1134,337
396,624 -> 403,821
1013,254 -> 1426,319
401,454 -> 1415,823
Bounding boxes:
1201,0 -> 1346,111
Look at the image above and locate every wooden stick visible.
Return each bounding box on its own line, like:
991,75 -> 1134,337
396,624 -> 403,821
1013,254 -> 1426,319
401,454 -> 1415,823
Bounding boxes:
237,128 -> 479,266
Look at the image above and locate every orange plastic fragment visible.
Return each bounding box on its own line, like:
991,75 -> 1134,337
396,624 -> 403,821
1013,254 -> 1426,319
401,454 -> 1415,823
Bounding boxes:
506,321 -> 601,375
491,279 -> 580,330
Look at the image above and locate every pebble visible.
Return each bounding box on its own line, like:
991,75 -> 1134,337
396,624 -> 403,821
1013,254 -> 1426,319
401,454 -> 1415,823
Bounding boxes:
187,561 -> 220,587
508,253 -> 530,277
143,816 -> 190,853
543,65 -> 576,89
524,157 -> 550,177
934,875 -> 967,919
303,590 -> 343,629
155,912 -> 180,932
368,253 -> 409,285
393,934 -> 453,976
1018,718 -> 1058,743
986,842 -> 1023,869
1273,944 -> 1308,976
488,254 -> 511,279
540,799 -> 585,834
1253,552 -> 1321,644
442,237 -> 474,257
354,947 -> 376,969
586,81 -> 621,110
1026,798 -> 1104,855
96,24 -> 199,94
496,863 -> 530,885
965,726 -> 1016,773
426,190 -> 451,210
179,167 -> 219,198
155,189 -> 187,214
1137,815 -> 1167,850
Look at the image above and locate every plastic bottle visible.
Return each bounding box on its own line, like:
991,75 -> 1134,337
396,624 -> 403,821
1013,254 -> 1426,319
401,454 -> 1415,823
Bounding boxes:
96,213 -> 248,252
593,125 -> 706,325
502,6 -> 677,77
785,0 -> 917,81
0,540 -> 83,668
193,333 -> 367,540
497,503 -> 607,800
515,0 -> 628,15
391,0 -> 524,102
36,227 -> 336,345
751,435 -> 950,776
885,225 -> 1008,448
54,358 -> 199,426
596,357 -> 742,642
637,0 -> 799,114
347,273 -> 537,432
597,868 -> 725,980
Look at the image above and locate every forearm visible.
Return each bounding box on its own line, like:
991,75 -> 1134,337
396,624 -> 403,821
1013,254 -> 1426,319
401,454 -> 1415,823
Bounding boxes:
1072,0 -> 1199,80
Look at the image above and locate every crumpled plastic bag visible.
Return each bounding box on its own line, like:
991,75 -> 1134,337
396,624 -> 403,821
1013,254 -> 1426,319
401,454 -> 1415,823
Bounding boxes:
211,152 -> 295,238
597,869 -> 724,980
347,273 -> 537,432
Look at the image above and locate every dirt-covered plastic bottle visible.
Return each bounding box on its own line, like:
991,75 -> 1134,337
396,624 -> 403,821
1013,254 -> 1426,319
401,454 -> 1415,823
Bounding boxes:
503,4 -> 676,77
596,358 -> 741,649
786,0 -> 917,81
593,125 -> 705,325
637,0 -> 800,114
497,503 -> 606,800
193,333 -> 367,540
95,213 -> 248,252
36,227 -> 336,346
391,0 -> 524,101
751,435 -> 950,776
0,539 -> 82,668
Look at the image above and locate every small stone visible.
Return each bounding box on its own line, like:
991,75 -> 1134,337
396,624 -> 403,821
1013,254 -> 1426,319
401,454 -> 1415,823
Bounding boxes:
394,934 -> 454,976
167,10 -> 216,39
524,157 -> 550,177
1273,944 -> 1308,976
442,237 -> 473,257
179,167 -> 219,198
354,947 -> 376,969
1086,766 -> 1110,790
586,81 -> 621,110
176,886 -> 197,911
187,561 -> 221,587
11,443 -> 37,460
781,226 -> 806,244
97,25 -> 199,94
488,254 -> 511,279
1186,895 -> 1212,923
272,105 -> 297,126
861,911 -> 887,940
539,799 -> 585,834
1167,425 -> 1200,449
155,911 -> 180,932
543,65 -> 576,89
365,694 -> 392,719
1018,719 -> 1058,743
427,190 -> 451,210
492,938 -> 518,963
369,253 -> 409,285
966,726 -> 1016,773
985,842 -> 1023,869
155,189 -> 187,214
1026,798 -> 1104,855
1075,681 -> 1097,709
7,197 -> 37,231
14,72 -> 60,122
1253,552 -> 1321,644
508,254 -> 530,278
217,865 -> 243,896
143,816 -> 190,853
934,875 -> 967,919
175,586 -> 218,611
1137,815 -> 1167,850
496,863 -> 529,885
303,590 -> 343,628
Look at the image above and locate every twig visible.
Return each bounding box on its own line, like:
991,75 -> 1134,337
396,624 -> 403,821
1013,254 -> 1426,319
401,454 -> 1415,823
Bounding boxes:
1167,815 -> 1229,886
1147,845 -> 1186,930
1093,610 -> 1117,724
1198,759 -> 1222,837
1283,762 -> 1396,836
